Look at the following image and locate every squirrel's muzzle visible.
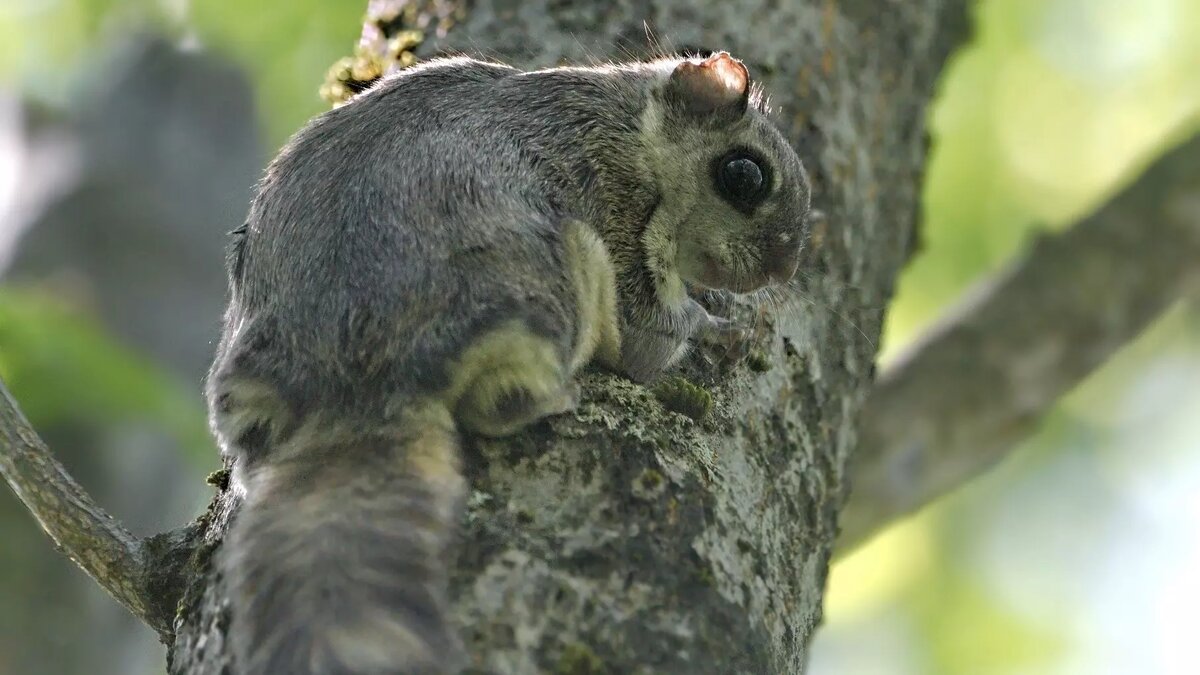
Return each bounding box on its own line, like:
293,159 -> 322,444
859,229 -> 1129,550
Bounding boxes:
762,239 -> 800,284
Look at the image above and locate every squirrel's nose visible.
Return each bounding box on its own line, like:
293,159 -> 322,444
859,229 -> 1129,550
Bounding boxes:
765,254 -> 799,284
762,237 -> 800,283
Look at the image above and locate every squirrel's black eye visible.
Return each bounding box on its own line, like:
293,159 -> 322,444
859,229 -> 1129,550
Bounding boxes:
716,153 -> 768,207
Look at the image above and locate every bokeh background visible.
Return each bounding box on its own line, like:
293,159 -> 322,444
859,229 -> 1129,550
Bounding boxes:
1,1 -> 1197,674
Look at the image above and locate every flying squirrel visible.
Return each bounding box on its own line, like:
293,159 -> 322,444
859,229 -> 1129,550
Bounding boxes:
206,50 -> 811,674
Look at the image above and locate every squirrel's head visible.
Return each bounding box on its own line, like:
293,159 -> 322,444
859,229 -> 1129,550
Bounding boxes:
644,52 -> 811,294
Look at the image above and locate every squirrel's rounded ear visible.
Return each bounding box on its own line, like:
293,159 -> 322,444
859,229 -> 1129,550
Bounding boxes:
664,51 -> 750,121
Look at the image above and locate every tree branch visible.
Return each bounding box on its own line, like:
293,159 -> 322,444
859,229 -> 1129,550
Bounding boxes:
839,130 -> 1200,552
0,376 -> 176,635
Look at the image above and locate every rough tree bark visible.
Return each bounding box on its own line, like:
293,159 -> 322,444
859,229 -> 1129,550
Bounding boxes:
4,1 -> 1199,674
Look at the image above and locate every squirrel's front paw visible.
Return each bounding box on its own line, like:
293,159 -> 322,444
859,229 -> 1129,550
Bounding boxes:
695,313 -> 755,371
702,313 -> 744,339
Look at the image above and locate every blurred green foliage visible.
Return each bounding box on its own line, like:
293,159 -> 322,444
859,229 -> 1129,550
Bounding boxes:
0,0 -> 360,146
0,289 -> 210,464
823,0 -> 1200,673
187,0 -> 361,144
885,0 -> 1200,359
0,0 -> 168,105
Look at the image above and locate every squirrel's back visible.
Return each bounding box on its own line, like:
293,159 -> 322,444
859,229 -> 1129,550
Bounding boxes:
208,56 -> 630,675
223,58 -> 564,404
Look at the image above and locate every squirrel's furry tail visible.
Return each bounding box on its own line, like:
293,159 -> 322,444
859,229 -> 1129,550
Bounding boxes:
222,412 -> 467,675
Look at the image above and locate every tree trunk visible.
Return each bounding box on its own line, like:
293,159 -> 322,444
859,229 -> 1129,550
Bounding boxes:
162,0 -> 971,672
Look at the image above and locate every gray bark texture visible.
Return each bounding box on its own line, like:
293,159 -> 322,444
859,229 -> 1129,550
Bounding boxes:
166,1 -> 973,673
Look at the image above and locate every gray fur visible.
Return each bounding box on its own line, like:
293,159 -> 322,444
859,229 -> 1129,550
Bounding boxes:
207,53 -> 808,674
